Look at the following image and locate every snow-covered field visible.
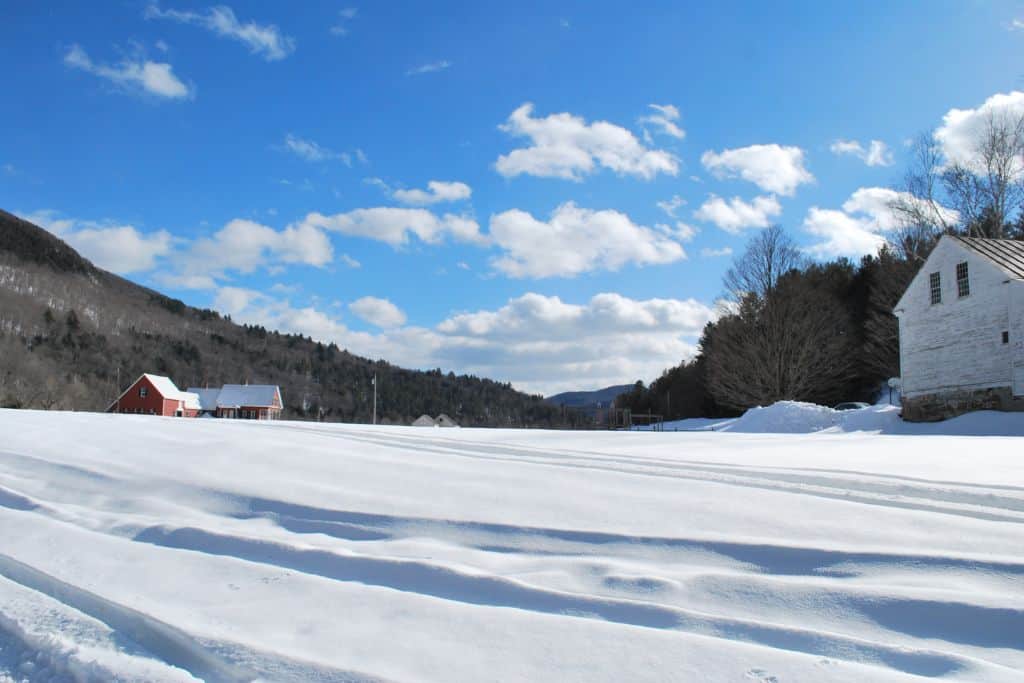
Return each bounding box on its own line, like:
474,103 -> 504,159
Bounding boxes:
0,406 -> 1023,682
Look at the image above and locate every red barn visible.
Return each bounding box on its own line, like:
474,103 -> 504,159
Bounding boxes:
107,374 -> 201,417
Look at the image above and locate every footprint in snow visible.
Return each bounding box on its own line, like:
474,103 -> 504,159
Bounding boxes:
745,669 -> 779,683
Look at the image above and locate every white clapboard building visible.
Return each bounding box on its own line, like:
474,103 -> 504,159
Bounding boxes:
895,234 -> 1024,420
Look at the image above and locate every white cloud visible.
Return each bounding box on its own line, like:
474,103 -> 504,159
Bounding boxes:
639,103 -> 685,139
656,194 -> 686,218
65,226 -> 173,274
671,222 -> 699,242
934,91 -> 1024,172
63,45 -> 192,99
299,208 -> 485,247
488,202 -> 686,278
170,218 -> 333,284
406,60 -> 451,76
830,139 -> 893,167
339,253 -> 361,268
331,7 -> 357,36
700,246 -> 733,258
802,186 -> 958,258
282,134 -> 351,165
432,292 -> 717,394
145,3 -> 295,61
363,177 -> 390,192
217,288 -> 716,395
393,180 -> 472,205
693,194 -> 781,233
21,210 -> 173,274
700,144 -> 813,196
349,296 -> 407,328
495,103 -> 679,181
155,273 -> 218,289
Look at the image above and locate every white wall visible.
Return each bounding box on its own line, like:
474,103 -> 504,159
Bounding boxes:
896,237 -> 1014,397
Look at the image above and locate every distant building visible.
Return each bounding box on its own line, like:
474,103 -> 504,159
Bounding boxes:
411,414 -> 437,427
895,235 -> 1024,421
186,384 -> 284,420
435,413 -> 459,428
107,374 -> 200,417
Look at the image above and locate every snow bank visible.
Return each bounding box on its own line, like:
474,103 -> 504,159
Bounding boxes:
723,401 -> 839,433
661,401 -> 1024,436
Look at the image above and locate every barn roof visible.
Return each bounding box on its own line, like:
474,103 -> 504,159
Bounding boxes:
110,374 -> 200,410
212,384 -> 281,409
951,235 -> 1024,280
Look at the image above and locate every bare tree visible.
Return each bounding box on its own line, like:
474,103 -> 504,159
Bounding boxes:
893,111 -> 1024,250
890,135 -> 954,262
706,278 -> 858,411
707,229 -> 857,410
722,225 -> 805,302
860,247 -> 918,381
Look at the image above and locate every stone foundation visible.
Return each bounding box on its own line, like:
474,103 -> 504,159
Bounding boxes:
901,386 -> 1024,422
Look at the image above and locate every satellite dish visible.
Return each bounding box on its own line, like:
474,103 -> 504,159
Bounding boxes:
887,377 -> 901,389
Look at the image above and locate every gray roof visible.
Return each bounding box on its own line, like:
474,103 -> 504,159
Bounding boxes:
188,388 -> 222,411
952,235 -> 1024,279
186,384 -> 281,409
411,414 -> 437,427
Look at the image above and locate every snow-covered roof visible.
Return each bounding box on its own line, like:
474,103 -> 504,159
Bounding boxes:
435,413 -> 459,427
186,388 -> 222,411
412,414 -> 437,427
213,384 -> 281,409
110,374 -> 201,410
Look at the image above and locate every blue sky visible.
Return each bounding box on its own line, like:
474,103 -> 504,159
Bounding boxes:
2,1 -> 1022,394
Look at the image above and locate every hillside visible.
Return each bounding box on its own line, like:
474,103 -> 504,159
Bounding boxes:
0,210 -> 572,426
546,384 -> 632,412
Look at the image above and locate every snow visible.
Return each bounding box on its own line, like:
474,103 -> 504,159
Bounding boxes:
0,408 -> 1022,682
658,400 -> 1024,436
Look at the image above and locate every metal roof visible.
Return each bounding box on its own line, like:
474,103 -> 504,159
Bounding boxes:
186,388 -> 222,411
951,235 -> 1024,280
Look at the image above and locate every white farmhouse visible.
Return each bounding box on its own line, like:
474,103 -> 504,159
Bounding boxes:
895,235 -> 1024,421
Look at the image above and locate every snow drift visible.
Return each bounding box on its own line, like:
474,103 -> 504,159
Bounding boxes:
663,400 -> 1024,436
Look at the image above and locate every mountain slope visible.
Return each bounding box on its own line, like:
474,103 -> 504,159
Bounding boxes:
546,384 -> 632,410
0,210 -> 572,426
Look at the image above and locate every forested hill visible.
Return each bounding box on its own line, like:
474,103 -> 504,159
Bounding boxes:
0,210 -> 570,426
546,384 -> 632,411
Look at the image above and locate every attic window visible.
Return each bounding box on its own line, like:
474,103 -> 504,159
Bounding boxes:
1003,331 -> 1010,344
956,261 -> 970,298
139,386 -> 148,398
929,272 -> 942,305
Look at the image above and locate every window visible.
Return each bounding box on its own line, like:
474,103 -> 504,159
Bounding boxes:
1003,331 -> 1010,344
929,272 -> 941,305
139,386 -> 148,398
956,261 -> 970,298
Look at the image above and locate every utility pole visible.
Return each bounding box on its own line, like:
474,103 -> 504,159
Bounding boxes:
372,373 -> 377,425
